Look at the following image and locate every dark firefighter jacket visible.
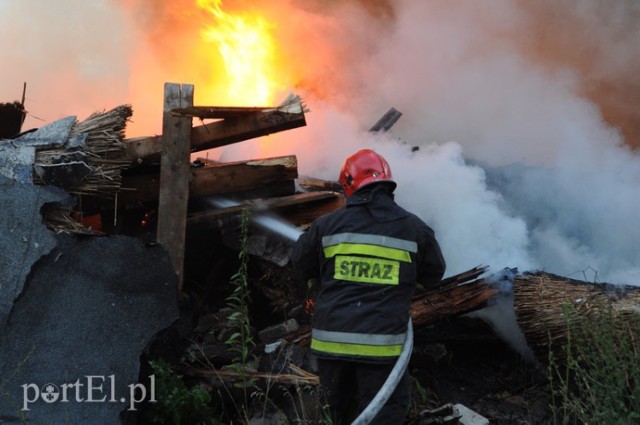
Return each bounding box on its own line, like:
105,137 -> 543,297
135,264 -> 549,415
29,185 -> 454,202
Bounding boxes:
291,183 -> 446,363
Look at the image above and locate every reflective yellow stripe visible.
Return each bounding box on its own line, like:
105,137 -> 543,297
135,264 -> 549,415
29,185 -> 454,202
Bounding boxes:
323,243 -> 411,263
311,338 -> 402,357
312,329 -> 406,345
322,233 -> 418,253
333,255 -> 400,285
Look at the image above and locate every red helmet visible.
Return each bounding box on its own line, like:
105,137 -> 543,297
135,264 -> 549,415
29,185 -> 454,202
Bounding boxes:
339,149 -> 396,197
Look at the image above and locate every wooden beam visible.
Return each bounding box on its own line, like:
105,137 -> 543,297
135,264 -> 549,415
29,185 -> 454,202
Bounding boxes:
410,266 -> 496,328
122,109 -> 306,163
156,83 -> 193,298
189,111 -> 305,152
117,155 -> 298,205
190,155 -> 297,198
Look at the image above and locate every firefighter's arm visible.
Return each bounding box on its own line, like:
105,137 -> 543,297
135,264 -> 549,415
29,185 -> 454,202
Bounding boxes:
416,224 -> 446,286
290,223 -> 321,282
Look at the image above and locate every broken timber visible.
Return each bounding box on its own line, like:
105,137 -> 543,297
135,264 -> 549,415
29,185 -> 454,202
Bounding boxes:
122,105 -> 306,163
146,88 -> 307,299
118,155 -> 299,205
410,266 -> 498,328
369,107 -> 402,132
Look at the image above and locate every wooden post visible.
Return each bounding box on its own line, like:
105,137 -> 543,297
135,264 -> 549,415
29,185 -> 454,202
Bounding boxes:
157,83 -> 194,299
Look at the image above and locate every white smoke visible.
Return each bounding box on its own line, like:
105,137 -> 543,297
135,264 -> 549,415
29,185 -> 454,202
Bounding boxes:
1,0 -> 639,284
247,0 -> 640,284
0,0 -> 135,127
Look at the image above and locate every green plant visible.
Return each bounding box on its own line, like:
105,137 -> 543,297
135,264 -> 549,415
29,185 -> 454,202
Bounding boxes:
144,359 -> 221,425
224,208 -> 257,418
548,302 -> 640,425
408,375 -> 431,419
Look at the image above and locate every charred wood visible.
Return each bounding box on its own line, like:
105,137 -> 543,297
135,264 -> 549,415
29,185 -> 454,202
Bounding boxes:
411,266 -> 498,328
296,175 -> 344,193
116,155 -> 298,206
123,109 -> 306,163
369,107 -> 402,132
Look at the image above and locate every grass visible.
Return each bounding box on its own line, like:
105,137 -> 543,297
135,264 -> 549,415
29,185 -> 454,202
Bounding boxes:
548,302 -> 640,425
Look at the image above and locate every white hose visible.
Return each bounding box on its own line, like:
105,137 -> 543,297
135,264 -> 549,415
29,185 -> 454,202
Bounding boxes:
351,319 -> 414,425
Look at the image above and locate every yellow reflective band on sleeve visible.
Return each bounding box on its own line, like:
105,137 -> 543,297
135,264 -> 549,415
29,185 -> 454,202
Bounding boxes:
323,243 -> 411,263
333,255 -> 400,285
311,338 -> 403,358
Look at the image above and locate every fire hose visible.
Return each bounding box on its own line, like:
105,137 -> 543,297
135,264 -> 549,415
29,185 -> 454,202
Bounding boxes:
210,197 -> 414,424
351,319 -> 414,425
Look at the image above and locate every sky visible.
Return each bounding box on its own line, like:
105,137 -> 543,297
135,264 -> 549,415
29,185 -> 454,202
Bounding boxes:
1,0 -> 639,284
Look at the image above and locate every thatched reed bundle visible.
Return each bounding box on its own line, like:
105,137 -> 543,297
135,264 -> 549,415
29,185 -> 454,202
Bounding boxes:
513,272 -> 640,362
34,105 -> 133,234
67,104 -> 133,197
34,105 -> 133,197
41,204 -> 94,235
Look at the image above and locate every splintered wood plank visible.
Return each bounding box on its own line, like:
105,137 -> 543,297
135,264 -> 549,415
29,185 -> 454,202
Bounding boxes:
190,155 -> 298,198
156,82 -> 193,297
117,155 -> 298,205
297,175 -> 344,193
122,109 -> 306,162
189,110 -> 306,151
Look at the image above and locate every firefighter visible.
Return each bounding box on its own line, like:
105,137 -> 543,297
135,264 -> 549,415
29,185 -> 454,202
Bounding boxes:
291,149 -> 446,424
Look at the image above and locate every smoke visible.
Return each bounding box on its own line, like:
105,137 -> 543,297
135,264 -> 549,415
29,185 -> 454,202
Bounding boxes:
1,0 -> 639,284
0,0 -> 135,127
467,269 -> 536,363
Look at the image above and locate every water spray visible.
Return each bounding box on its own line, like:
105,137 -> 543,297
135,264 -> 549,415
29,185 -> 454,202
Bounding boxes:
207,197 -> 303,242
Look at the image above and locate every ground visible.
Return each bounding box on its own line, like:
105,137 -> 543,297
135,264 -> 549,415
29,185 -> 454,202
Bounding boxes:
409,321 -> 553,425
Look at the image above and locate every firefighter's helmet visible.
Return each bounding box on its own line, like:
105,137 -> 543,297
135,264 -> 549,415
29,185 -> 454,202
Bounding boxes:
339,149 -> 396,197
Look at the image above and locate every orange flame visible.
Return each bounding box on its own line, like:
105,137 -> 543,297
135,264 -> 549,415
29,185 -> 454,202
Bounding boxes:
196,0 -> 280,105
304,297 -> 316,317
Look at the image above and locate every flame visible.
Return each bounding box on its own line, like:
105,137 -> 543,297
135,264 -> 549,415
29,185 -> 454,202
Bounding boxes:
196,0 -> 280,105
304,297 -> 316,317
